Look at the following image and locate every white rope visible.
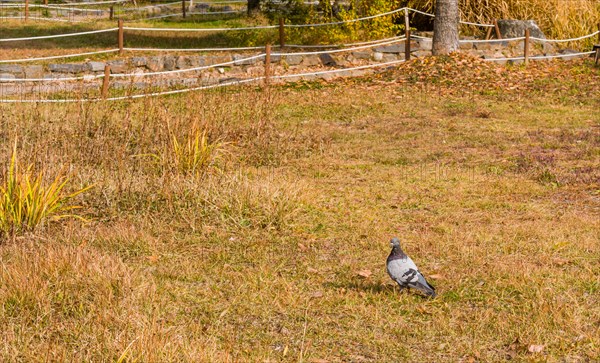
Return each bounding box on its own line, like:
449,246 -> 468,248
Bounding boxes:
0,77 -> 262,103
404,7 -> 494,27
58,0 -> 128,5
272,58 -> 405,80
529,51 -> 594,59
0,49 -> 119,63
285,7 -> 404,28
34,4 -> 108,11
0,0 -> 126,6
0,16 -> 82,22
0,28 -> 117,42
123,24 -> 277,31
122,1 -> 179,10
458,36 -> 526,43
142,9 -> 243,19
530,31 -> 600,43
123,45 -> 264,51
484,51 -> 594,62
273,36 -> 406,56
110,53 -> 265,78
0,74 -> 104,82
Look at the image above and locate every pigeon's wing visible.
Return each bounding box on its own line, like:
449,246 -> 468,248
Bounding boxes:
387,258 -> 418,286
404,269 -> 436,297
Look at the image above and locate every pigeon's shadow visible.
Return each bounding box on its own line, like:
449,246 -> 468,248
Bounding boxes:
324,281 -> 398,294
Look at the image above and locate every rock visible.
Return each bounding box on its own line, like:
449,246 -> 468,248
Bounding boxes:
176,56 -> 190,69
459,41 -> 474,50
412,50 -> 431,58
188,56 -> 206,67
374,44 -> 404,53
302,55 -> 320,66
163,56 -> 177,71
382,54 -> 398,62
24,65 -> 43,79
48,63 -> 89,73
146,57 -> 164,72
497,19 -> 545,39
131,57 -> 147,67
558,49 -> 584,61
233,54 -> 260,66
88,61 -> 105,72
352,51 -> 371,60
372,52 -> 383,61
0,65 -> 23,75
319,53 -> 337,66
108,60 -> 127,73
0,73 -> 16,82
284,54 -> 303,65
416,38 -> 432,51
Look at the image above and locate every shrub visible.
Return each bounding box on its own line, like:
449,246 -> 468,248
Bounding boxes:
0,142 -> 92,240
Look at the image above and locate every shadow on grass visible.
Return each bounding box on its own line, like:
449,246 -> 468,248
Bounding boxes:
324,280 -> 399,295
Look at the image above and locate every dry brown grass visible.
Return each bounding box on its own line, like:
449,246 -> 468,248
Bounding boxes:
408,0 -> 600,42
0,57 -> 599,361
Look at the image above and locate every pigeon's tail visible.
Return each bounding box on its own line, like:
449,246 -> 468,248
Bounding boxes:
414,274 -> 437,298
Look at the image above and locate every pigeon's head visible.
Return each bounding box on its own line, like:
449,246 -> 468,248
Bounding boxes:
390,237 -> 401,248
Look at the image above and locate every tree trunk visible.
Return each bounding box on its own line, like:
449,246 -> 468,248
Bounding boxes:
432,0 -> 459,55
247,0 -> 260,16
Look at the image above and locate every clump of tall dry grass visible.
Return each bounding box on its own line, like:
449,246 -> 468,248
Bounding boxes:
408,0 -> 600,42
0,142 -> 92,240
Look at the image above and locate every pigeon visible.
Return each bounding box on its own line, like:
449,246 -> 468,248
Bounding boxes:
386,237 -> 436,298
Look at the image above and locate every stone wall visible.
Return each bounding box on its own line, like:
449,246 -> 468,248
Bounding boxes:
0,36 -> 589,83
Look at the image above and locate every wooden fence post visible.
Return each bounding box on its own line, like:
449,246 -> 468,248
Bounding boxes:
279,18 -> 285,49
101,65 -> 111,98
182,0 -> 186,18
404,8 -> 410,61
118,19 -> 124,54
597,23 -> 600,43
44,0 -> 48,5
109,6 -> 114,20
25,0 -> 29,21
485,26 -> 492,40
264,44 -> 271,87
524,28 -> 530,65
493,19 -> 502,39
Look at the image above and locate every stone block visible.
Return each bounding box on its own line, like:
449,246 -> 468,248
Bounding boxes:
0,73 -> 16,82
302,55 -> 320,66
0,65 -> 23,75
131,57 -> 147,67
48,63 -> 89,73
352,51 -> 372,60
24,65 -> 43,79
163,56 -> 177,71
319,53 -> 337,66
233,54 -> 260,66
146,56 -> 164,72
108,60 -> 127,74
88,61 -> 106,72
284,54 -> 303,65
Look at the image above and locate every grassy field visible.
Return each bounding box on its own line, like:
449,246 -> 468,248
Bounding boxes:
0,56 -> 599,362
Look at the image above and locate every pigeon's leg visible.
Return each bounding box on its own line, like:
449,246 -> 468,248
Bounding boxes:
397,284 -> 407,293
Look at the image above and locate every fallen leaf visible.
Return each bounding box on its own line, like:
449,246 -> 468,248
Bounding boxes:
311,291 -> 324,298
528,344 -> 544,353
298,243 -> 307,251
429,274 -> 444,280
357,269 -> 372,278
146,255 -> 159,263
307,267 -> 318,274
